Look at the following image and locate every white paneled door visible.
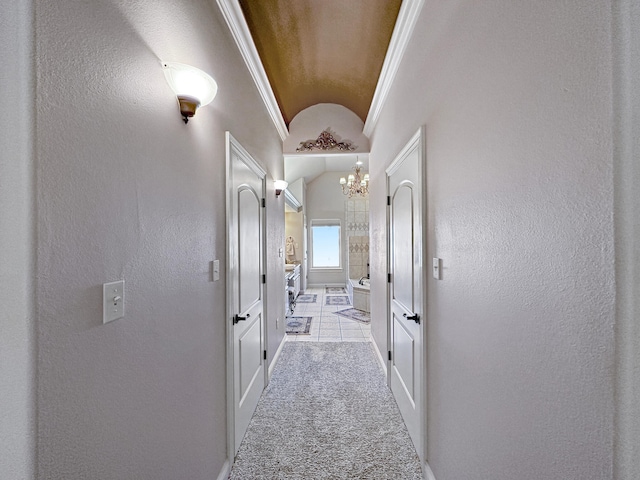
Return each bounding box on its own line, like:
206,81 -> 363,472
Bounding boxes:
226,133 -> 266,456
387,128 -> 426,463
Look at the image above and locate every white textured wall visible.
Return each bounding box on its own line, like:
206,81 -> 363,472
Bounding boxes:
34,0 -> 283,478
369,2 -> 615,478
306,172 -> 349,285
288,177 -> 305,206
0,1 -> 35,478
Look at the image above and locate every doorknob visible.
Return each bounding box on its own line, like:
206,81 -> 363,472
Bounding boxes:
403,312 -> 420,324
233,313 -> 250,325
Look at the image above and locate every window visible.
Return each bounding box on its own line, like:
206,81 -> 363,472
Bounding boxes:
311,220 -> 341,268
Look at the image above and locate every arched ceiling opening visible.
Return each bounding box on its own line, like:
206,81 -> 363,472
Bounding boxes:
238,0 -> 402,126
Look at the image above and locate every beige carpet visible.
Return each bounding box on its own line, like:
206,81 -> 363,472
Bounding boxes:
228,342 -> 423,479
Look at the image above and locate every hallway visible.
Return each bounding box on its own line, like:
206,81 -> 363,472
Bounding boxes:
3,1 -> 638,479
228,342 -> 422,479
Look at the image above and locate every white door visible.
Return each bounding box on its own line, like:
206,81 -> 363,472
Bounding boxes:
387,128 -> 426,463
226,133 -> 266,456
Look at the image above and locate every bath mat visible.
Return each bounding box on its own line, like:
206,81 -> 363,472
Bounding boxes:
325,295 -> 351,306
334,308 -> 371,324
325,286 -> 347,294
286,317 -> 313,334
296,294 -> 317,304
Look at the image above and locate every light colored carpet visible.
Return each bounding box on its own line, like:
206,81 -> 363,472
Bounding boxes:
228,342 -> 423,479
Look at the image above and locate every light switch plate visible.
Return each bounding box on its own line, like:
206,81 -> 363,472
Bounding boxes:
103,280 -> 125,324
432,258 -> 441,280
213,259 -> 220,281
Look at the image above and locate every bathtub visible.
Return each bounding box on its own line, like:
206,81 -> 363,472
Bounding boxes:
348,278 -> 370,313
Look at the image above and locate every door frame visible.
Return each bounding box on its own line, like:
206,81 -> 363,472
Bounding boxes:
386,126 -> 428,464
225,131 -> 267,460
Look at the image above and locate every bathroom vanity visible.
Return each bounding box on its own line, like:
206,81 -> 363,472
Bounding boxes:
285,263 -> 301,314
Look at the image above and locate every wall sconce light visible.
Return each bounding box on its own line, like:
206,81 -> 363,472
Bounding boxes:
274,180 -> 288,197
163,62 -> 218,124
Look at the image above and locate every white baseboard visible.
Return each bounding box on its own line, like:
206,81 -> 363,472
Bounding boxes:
216,459 -> 230,480
424,461 -> 436,480
370,337 -> 387,376
268,334 -> 287,379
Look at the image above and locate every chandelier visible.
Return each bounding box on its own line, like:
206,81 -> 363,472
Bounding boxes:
339,161 -> 369,197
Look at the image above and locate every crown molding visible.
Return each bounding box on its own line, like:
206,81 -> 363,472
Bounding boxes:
284,189 -> 302,212
216,0 -> 289,141
363,0 -> 425,138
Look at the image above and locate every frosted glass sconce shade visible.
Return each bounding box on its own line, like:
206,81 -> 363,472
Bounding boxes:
274,180 -> 288,196
163,62 -> 218,123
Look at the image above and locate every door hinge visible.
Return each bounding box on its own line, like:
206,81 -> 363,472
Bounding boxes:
262,274 -> 266,284
261,198 -> 266,208
387,196 -> 391,206
387,273 -> 391,283
388,350 -> 392,361
263,350 -> 267,360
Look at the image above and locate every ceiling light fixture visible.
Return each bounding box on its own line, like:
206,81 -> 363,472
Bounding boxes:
339,159 -> 369,197
163,62 -> 218,124
274,180 -> 288,197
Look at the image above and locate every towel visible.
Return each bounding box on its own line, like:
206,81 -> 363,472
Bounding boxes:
285,236 -> 296,257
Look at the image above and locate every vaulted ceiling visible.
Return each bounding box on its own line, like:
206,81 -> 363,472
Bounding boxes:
238,0 -> 402,126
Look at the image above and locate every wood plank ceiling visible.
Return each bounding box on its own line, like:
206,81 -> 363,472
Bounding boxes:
239,0 -> 402,126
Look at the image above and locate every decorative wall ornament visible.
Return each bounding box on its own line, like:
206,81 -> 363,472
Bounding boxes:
296,128 -> 357,152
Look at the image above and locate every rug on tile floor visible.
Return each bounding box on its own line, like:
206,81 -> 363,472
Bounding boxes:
228,343 -> 423,479
296,294 -> 317,303
325,286 -> 347,294
325,295 -> 350,306
285,317 -> 313,335
334,308 -> 371,324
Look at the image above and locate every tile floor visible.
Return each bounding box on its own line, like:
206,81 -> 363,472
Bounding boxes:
286,286 -> 371,342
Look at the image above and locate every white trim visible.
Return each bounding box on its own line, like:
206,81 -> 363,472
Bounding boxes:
284,189 -> 302,212
613,0 -> 640,477
268,333 -> 287,379
225,132 -> 268,459
424,461 -> 437,480
385,127 -> 424,177
370,336 -> 388,376
386,126 -> 428,464
363,0 -> 425,138
216,0 -> 289,141
227,132 -> 267,178
216,459 -> 231,480
224,133 -> 235,464
0,1 -> 36,477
